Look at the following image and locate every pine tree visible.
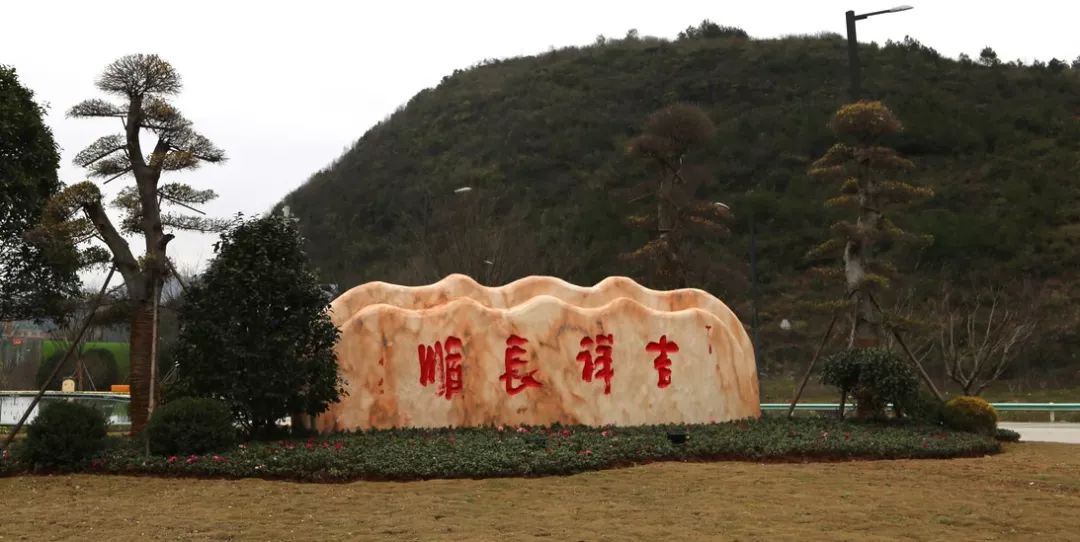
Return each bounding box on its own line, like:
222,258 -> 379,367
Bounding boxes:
623,103 -> 732,289
808,101 -> 933,347
37,54 -> 226,433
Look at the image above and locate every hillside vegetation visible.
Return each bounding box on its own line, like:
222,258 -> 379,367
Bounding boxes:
281,26 -> 1080,379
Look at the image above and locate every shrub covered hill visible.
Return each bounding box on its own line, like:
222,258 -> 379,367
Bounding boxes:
280,25 -> 1080,377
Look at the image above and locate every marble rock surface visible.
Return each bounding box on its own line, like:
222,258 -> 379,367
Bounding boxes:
319,276 -> 759,431
330,274 -> 753,365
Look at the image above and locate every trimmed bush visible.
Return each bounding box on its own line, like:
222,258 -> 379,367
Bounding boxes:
943,396 -> 998,435
995,427 -> 1021,442
146,397 -> 237,455
20,400 -> 107,470
37,348 -> 121,391
820,348 -> 920,418
70,418 -> 1002,482
904,391 -> 945,426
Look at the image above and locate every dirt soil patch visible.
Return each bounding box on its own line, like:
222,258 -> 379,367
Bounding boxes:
1,442 -> 1077,541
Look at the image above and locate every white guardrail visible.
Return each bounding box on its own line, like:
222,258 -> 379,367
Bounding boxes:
762,402 -> 1080,422
3,393 -> 1077,426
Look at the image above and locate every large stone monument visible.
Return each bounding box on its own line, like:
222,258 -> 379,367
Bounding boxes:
318,275 -> 759,431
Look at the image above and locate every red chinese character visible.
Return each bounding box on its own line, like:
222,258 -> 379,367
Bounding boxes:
576,337 -> 595,382
500,334 -> 542,395
646,335 -> 679,389
576,334 -> 614,394
417,336 -> 464,399
443,337 -> 463,399
417,342 -> 442,387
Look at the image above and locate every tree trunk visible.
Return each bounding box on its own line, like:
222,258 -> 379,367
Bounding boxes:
846,173 -> 882,348
666,233 -> 689,289
657,173 -> 674,233
128,300 -> 155,434
850,289 -> 880,348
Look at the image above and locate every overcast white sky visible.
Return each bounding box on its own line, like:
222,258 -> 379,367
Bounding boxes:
3,0 -> 1076,287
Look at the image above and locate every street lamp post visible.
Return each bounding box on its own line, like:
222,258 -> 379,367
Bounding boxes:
845,5 -> 913,99
719,199 -> 762,375
454,186 -> 496,281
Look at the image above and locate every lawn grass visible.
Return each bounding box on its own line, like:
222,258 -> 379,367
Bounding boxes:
1,442 -> 1076,541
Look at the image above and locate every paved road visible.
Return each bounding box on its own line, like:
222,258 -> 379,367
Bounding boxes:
999,422 -> 1080,444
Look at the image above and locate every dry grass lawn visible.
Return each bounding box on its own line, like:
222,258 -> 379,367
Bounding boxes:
2,442 -> 1077,541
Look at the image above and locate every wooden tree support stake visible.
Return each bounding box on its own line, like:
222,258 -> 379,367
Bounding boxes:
868,292 -> 944,402
787,308 -> 841,418
1,265 -> 116,452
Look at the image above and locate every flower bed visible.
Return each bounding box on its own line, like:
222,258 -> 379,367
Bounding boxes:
1,418 -> 1001,482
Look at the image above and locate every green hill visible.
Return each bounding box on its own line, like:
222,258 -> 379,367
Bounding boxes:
280,26 -> 1080,377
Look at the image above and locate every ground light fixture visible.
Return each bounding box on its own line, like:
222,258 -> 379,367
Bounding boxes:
667,430 -> 688,445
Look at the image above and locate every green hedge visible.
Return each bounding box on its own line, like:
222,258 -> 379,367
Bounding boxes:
1,418 -> 1000,482
41,341 -> 130,381
994,427 -> 1021,442
146,397 -> 237,455
18,401 -> 107,471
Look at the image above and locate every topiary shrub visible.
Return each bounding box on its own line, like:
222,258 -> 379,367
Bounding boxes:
995,427 -> 1021,442
20,400 -> 107,470
820,348 -> 920,418
943,396 -> 998,435
145,397 -> 237,455
903,390 -> 945,426
36,348 -> 119,391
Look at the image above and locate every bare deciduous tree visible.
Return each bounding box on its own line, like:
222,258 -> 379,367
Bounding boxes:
936,284 -> 1036,395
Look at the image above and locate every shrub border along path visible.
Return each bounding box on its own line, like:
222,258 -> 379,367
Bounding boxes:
0,418 -> 1001,482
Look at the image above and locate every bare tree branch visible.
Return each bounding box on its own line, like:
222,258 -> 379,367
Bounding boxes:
936,282 -> 1037,395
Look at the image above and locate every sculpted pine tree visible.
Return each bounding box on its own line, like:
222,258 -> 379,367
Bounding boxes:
39,54 -> 226,433
624,104 -> 732,289
808,101 -> 932,347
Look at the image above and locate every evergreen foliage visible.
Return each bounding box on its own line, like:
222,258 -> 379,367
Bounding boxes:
0,65 -> 81,321
943,396 -> 998,436
23,419 -> 1000,481
20,401 -> 107,470
36,54 -> 227,434
146,397 -> 237,455
809,101 -> 932,346
622,103 -> 733,288
820,348 -> 920,418
172,215 -> 344,433
36,348 -> 119,391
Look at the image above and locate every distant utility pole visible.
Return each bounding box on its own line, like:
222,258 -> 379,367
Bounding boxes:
846,5 -> 914,99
